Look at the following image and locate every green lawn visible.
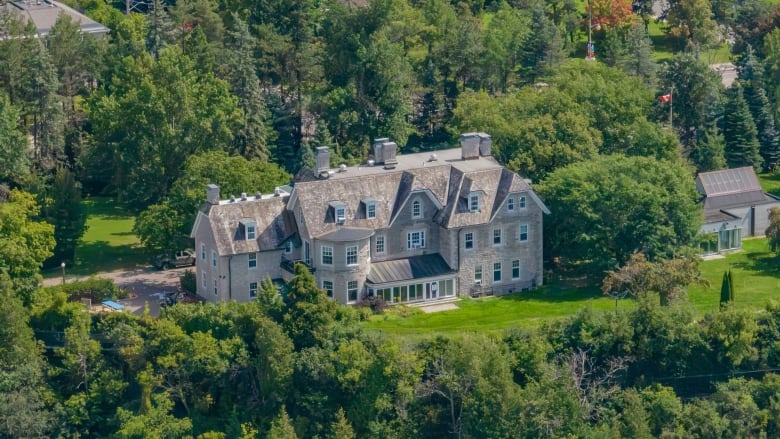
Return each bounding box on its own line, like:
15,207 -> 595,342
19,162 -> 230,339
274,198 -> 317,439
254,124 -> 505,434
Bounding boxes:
364,239 -> 780,336
759,172 -> 780,196
44,197 -> 147,277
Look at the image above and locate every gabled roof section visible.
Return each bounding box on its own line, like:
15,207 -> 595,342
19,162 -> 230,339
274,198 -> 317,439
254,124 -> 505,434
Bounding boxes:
1,0 -> 109,39
697,167 -> 762,196
200,196 -> 294,256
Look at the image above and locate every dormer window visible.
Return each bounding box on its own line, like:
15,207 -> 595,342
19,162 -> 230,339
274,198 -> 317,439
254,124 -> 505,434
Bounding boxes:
507,196 -> 515,211
519,196 -> 527,209
412,200 -> 422,218
469,193 -> 480,212
367,201 -> 376,219
239,219 -> 257,240
330,201 -> 347,224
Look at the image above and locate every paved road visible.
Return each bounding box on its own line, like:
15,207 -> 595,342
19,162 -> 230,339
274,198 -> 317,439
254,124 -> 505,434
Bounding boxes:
43,266 -> 190,317
711,62 -> 737,87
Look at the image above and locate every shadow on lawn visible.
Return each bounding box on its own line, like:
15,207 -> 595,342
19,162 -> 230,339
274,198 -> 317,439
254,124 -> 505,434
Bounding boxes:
497,284 -> 603,304
734,250 -> 780,278
72,240 -> 148,275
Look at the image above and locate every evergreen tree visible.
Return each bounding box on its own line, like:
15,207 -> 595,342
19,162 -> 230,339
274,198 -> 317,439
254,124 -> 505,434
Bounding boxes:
520,0 -> 566,83
40,166 -> 87,266
327,408 -> 356,439
744,83 -> 780,170
0,94 -> 29,184
267,405 -> 297,439
282,263 -> 338,350
690,125 -> 726,172
720,270 -> 732,309
723,81 -> 762,169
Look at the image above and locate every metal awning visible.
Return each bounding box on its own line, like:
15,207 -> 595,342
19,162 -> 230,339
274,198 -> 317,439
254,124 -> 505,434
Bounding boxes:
366,254 -> 454,285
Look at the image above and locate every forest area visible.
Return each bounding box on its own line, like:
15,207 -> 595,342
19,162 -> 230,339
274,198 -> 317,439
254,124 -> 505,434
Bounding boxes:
3,0 -> 780,436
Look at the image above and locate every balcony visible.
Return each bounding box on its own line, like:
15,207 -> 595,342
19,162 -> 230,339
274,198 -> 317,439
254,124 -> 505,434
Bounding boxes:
281,257 -> 316,274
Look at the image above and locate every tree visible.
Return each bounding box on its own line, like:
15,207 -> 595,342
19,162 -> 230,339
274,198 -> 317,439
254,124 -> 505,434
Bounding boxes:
282,263 -> 338,350
690,125 -> 727,172
665,0 -> 718,50
327,408 -> 355,439
0,189 -> 55,302
720,269 -> 734,308
0,93 -> 29,184
39,166 -> 87,265
602,253 -> 705,306
766,207 -> 780,252
267,405 -> 297,439
520,0 -> 567,83
133,150 -> 289,252
540,155 -> 701,275
724,81 -> 762,169
116,392 -> 193,438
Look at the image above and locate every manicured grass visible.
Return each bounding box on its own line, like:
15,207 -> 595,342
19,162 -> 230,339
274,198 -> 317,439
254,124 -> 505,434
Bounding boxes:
688,238 -> 780,313
365,239 -> 780,336
363,283 -> 622,336
759,172 -> 780,196
44,197 -> 147,277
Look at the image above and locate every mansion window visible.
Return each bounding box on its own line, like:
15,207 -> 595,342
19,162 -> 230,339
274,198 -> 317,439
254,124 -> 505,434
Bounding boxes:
201,243 -> 206,260
519,224 -> 529,242
285,241 -> 293,254
407,231 -> 426,249
212,250 -> 217,268
321,246 -> 333,265
367,201 -> 376,219
376,235 -> 385,254
201,271 -> 206,288
512,260 -> 520,279
322,280 -> 334,298
213,279 -> 218,295
493,262 -> 502,283
507,196 -> 515,211
474,265 -> 483,285
248,252 -> 257,268
249,282 -> 258,299
346,245 -> 358,265
412,200 -> 422,218
336,207 -> 346,224
469,193 -> 480,212
347,280 -> 359,302
519,196 -> 527,209
493,228 -> 502,245
465,232 -> 474,249
247,225 -> 256,240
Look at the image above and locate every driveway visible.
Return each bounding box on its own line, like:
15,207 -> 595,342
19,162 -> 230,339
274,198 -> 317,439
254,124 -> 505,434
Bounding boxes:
43,266 -> 191,317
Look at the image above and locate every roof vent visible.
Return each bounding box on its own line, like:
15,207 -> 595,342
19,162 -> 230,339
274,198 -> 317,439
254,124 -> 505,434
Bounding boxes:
240,192 -> 247,201
430,153 -> 438,161
229,196 -> 236,203
274,187 -> 281,196
255,192 -> 262,199
339,164 -> 347,172
367,159 -> 375,167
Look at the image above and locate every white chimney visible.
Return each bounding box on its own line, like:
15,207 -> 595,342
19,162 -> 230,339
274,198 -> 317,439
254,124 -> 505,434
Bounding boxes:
460,133 -> 480,160
478,132 -> 492,157
206,184 -> 220,205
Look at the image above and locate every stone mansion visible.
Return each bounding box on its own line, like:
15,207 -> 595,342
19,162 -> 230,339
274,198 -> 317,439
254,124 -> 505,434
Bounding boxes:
190,133 -> 549,305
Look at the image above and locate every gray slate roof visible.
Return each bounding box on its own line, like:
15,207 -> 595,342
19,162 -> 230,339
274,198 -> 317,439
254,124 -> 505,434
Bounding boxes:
202,196 -> 295,256
293,147 -> 544,238
366,254 -> 455,284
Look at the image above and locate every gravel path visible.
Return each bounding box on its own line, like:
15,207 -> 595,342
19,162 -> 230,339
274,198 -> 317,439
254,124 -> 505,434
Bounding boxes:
43,266 -> 190,317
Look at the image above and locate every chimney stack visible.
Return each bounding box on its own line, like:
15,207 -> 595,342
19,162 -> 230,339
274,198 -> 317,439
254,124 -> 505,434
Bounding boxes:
478,133 -> 492,157
382,141 -> 398,169
460,133 -> 480,160
373,138 -> 390,164
206,184 -> 220,205
316,146 -> 330,178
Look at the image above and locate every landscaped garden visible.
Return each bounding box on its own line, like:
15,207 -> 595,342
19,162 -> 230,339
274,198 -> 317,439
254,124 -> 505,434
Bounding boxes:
363,238 -> 780,336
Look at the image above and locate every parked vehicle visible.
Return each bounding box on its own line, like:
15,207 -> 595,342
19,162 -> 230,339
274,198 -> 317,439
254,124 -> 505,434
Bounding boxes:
153,250 -> 196,270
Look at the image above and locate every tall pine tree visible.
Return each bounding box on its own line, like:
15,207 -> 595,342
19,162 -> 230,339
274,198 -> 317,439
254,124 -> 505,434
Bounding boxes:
723,81 -> 762,169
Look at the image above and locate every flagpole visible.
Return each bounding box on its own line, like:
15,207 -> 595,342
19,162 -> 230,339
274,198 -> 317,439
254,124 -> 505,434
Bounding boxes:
669,85 -> 673,130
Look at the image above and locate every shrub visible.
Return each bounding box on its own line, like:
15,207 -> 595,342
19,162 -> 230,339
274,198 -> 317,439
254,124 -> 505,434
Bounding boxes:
57,277 -> 121,302
180,269 -> 196,293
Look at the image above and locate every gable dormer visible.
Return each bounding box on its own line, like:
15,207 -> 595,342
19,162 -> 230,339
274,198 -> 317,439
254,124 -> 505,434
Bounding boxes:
362,198 -> 377,219
468,191 -> 483,213
329,201 -> 347,225
238,219 -> 257,240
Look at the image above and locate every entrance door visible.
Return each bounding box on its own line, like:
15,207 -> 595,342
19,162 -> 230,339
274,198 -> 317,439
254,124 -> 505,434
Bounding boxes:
425,281 -> 439,300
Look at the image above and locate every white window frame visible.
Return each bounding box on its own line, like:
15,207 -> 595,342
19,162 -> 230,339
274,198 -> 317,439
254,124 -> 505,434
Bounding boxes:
247,225 -> 256,240
412,200 -> 422,218
469,193 -> 480,212
519,196 -> 527,209
347,280 -> 359,302
321,246 -> 333,265
248,252 -> 257,269
507,196 -> 515,211
512,260 -> 520,280
493,262 -> 502,283
367,202 -> 376,219
249,282 -> 258,298
474,265 -> 482,285
346,245 -> 358,266
200,243 -> 206,261
322,280 -> 334,298
376,235 -> 385,254
212,250 -> 217,268
493,228 -> 502,246
464,232 -> 474,250
519,224 -> 529,242
335,207 -> 346,224
407,230 -> 426,249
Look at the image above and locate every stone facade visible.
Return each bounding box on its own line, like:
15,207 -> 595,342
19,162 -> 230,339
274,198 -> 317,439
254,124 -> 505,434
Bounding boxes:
192,133 -> 549,305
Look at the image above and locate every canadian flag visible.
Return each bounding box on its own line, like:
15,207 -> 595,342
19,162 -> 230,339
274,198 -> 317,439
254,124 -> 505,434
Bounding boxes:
658,94 -> 672,103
